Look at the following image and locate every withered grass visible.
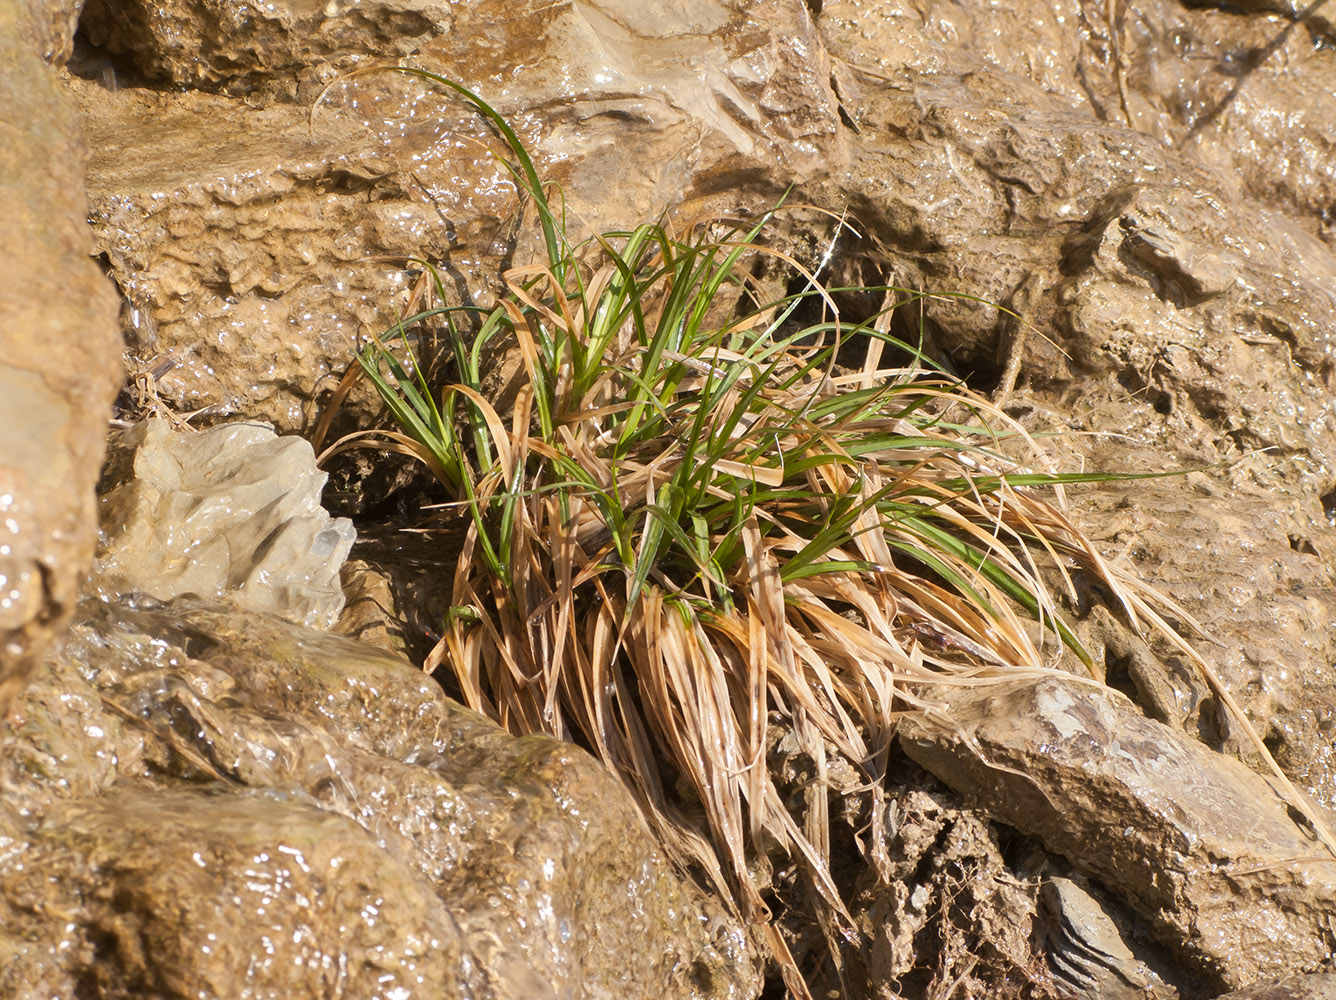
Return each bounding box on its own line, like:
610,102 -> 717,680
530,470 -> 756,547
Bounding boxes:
320,70 -> 1336,998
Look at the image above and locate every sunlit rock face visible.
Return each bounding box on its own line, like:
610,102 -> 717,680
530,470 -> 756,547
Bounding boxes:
7,0 -> 1336,993
809,0 -> 1336,825
902,677 -> 1336,993
0,0 -> 122,717
0,600 -> 763,1000
76,0 -> 840,433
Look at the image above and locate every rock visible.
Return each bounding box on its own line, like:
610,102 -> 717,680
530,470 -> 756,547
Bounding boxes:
1038,876 -> 1160,1000
841,786 -> 1055,999
79,0 -> 451,99
0,599 -> 762,999
335,557 -> 409,655
14,0 -> 82,64
815,0 -> 1336,821
78,81 -> 446,431
1062,468 -> 1336,801
0,788 -> 464,1000
899,677 -> 1336,992
1214,973 -> 1336,1000
95,419 -> 355,629
77,0 -> 840,434
0,2 -> 123,717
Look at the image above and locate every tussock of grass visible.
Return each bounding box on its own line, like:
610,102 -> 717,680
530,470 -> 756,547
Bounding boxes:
320,70 -> 1336,997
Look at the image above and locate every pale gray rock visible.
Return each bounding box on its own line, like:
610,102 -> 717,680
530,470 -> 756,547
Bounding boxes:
95,419 -> 355,629
899,677 -> 1336,992
1038,876 -> 1160,1000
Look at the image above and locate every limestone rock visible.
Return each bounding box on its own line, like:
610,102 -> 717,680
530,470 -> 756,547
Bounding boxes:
815,0 -> 1336,822
1,789 -> 462,1000
78,0 -> 452,98
0,2 -> 123,717
899,677 -> 1336,992
1215,973 -> 1336,1000
0,599 -> 763,1000
95,419 -> 355,629
78,0 -> 840,433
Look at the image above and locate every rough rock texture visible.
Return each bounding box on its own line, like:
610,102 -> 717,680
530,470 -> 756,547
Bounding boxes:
0,600 -> 762,1000
79,82 -> 434,430
4,789 -> 460,999
1037,875 -> 1168,1000
49,0 -> 1336,992
95,419 -> 356,629
1215,973 -> 1336,1000
0,1 -> 122,717
77,0 -> 838,434
900,677 -> 1336,993
842,786 -> 1062,999
79,0 -> 451,98
811,0 -> 1336,821
1061,464 -> 1336,804
16,0 -> 82,64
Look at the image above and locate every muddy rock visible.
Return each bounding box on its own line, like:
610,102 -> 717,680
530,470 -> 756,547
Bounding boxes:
820,61 -> 1336,445
79,0 -> 450,98
79,81 -> 454,430
900,676 -> 1336,993
1097,2 -> 1336,235
820,0 -> 1336,240
815,0 -> 1336,823
841,786 -> 1058,999
1061,464 -> 1336,806
1215,973 -> 1336,1000
0,788 -> 463,1000
816,0 -> 1336,469
78,0 -> 840,433
94,419 -> 355,629
1037,875 -> 1169,1000
0,5 -> 123,717
0,600 -> 762,999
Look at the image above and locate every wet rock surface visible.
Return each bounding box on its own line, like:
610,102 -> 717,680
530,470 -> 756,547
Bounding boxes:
78,80 -> 437,430
813,0 -> 1336,852
79,0 -> 839,434
0,0 -> 122,716
6,0 -> 1335,993
95,419 -> 355,629
1060,461 -> 1336,806
0,599 -> 762,1000
79,0 -> 451,98
1215,973 -> 1336,1000
900,676 -> 1336,993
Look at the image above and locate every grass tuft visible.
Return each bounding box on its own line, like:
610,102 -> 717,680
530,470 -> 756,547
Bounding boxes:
320,69 -> 1336,997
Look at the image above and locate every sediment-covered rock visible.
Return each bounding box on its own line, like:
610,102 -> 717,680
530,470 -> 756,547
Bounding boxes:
79,0 -> 451,98
900,676 -> 1336,992
0,1 -> 123,717
0,600 -> 762,1000
815,0 -> 1336,825
77,0 -> 840,434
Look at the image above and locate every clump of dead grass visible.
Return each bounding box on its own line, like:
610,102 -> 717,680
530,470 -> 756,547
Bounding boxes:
319,70 -> 1336,998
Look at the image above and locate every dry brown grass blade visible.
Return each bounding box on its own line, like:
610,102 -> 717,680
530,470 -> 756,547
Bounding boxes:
317,428 -> 452,485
